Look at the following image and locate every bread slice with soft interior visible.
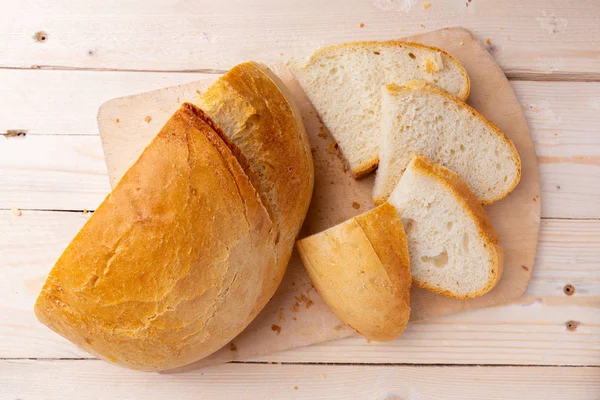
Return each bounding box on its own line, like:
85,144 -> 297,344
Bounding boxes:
374,80 -> 520,205
291,41 -> 470,178
296,203 -> 411,342
388,155 -> 504,299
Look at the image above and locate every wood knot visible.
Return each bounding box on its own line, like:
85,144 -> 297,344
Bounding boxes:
33,31 -> 48,43
563,284 -> 575,296
4,129 -> 27,138
566,320 -> 579,332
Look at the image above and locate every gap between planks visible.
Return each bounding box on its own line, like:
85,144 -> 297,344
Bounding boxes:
2,65 -> 600,82
2,361 -> 599,400
0,357 -> 596,368
0,208 -> 595,222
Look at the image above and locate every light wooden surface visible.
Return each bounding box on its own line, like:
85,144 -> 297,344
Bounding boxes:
1,0 -> 599,398
2,361 -> 600,400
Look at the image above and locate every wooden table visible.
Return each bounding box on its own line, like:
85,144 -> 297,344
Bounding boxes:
1,1 -> 599,398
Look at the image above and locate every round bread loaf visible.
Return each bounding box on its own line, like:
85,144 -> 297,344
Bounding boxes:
35,62 -> 314,372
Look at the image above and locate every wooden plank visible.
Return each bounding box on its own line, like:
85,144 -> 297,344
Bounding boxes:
0,135 -> 110,210
1,0 -> 599,77
0,70 -> 213,135
2,71 -> 598,217
2,70 -> 598,138
2,211 -> 598,365
2,131 -> 598,218
2,361 -> 599,399
512,81 -> 600,219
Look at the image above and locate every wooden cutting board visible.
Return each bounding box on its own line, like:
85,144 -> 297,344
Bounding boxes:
97,27 -> 540,372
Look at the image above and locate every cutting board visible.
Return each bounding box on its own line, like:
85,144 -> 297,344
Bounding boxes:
97,27 -> 540,372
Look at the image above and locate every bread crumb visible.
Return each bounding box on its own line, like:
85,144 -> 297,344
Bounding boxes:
486,38 -> 492,45
268,361 -> 273,364
277,362 -> 282,366
521,265 -> 529,271
318,127 -> 328,139
359,23 -> 365,28
229,342 -> 237,351
460,41 -> 464,45
328,142 -> 339,155
115,118 -> 120,123
271,324 -> 282,334
506,36 -> 510,40
425,58 -> 437,73
366,338 -> 372,343
305,300 -> 314,309
321,374 -> 326,379
11,207 -> 21,216
294,386 -> 298,390
424,2 -> 431,9
420,24 -> 425,28
292,317 -> 297,321
144,116 -> 152,123
196,89 -> 201,95
83,209 -> 89,214
352,201 -> 361,210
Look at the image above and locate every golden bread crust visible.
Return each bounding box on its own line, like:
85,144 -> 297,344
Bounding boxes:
297,203 -> 411,341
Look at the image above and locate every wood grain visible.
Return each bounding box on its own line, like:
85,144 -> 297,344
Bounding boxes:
1,0 -> 599,78
1,128 -> 597,218
0,135 -> 110,210
1,0 -> 599,395
3,211 -> 598,365
2,70 -> 599,139
0,69 -> 208,135
2,361 -> 599,400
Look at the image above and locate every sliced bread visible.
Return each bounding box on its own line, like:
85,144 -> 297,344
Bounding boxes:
374,80 -> 521,205
291,41 -> 470,178
388,155 -> 504,299
296,203 -> 411,342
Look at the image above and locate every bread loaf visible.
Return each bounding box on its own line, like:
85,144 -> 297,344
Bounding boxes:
374,81 -> 521,205
388,155 -> 504,299
35,63 -> 314,371
296,203 -> 411,341
291,41 -> 470,178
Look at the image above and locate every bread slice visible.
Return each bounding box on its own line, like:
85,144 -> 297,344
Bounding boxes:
374,81 -> 521,205
291,41 -> 470,178
388,155 -> 504,299
296,203 -> 411,342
